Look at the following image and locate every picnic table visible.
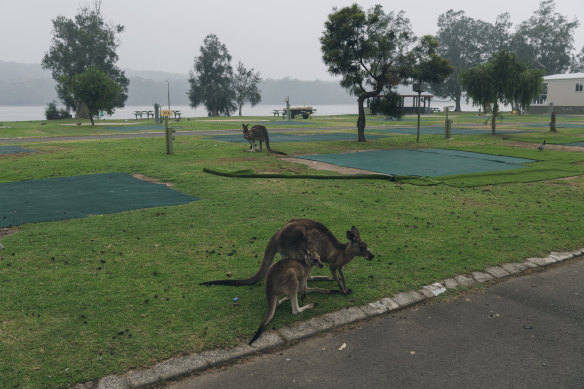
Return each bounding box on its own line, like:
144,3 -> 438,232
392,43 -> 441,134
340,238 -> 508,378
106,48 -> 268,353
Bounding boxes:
134,110 -> 155,119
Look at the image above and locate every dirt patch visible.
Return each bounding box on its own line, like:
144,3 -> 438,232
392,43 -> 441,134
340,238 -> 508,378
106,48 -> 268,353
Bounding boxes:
283,157 -> 383,175
132,174 -> 174,187
506,141 -> 584,153
0,228 -> 17,239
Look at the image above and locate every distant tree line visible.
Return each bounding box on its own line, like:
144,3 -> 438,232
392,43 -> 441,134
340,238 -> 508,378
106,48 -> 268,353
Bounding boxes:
36,0 -> 582,125
432,0 -> 582,112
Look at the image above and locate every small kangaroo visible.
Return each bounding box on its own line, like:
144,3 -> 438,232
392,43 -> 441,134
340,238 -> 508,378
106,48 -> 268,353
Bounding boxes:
249,248 -> 323,345
242,123 -> 287,155
200,218 -> 374,295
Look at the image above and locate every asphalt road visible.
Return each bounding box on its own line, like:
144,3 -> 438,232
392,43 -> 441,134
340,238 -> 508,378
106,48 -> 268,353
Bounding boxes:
167,258 -> 584,389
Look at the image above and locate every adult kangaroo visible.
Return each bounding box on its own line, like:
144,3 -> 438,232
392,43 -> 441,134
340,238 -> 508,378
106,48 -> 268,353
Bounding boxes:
200,218 -> 375,295
242,123 -> 287,155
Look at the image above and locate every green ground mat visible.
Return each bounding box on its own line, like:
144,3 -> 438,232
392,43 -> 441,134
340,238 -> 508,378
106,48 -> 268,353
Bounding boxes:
558,141 -> 584,147
520,123 -> 584,128
0,172 -> 198,227
370,126 -> 521,135
298,149 -> 535,177
0,146 -> 36,154
210,133 -> 387,143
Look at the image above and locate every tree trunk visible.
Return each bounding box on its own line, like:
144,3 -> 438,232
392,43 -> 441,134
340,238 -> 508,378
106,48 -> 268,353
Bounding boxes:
238,104 -> 242,116
357,97 -> 367,142
454,90 -> 462,112
491,102 -> 498,135
90,115 -> 95,126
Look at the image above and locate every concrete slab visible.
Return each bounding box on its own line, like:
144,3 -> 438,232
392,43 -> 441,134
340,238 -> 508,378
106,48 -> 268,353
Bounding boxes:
500,262 -> 528,275
455,275 -> 475,287
360,300 -> 390,316
485,266 -> 510,279
278,317 -> 334,342
421,283 -> 447,297
321,307 -> 368,327
526,256 -> 557,266
443,278 -> 458,289
472,271 -> 494,283
95,375 -> 127,389
550,251 -> 574,262
392,291 -> 425,307
379,297 -> 400,311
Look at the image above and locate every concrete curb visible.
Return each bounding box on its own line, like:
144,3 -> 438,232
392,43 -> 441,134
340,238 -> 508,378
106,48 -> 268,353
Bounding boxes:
75,248 -> 584,389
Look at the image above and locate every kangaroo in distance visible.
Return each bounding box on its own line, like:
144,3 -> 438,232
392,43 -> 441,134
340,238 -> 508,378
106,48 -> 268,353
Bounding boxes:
249,248 -> 323,346
242,123 -> 287,155
200,218 -> 375,295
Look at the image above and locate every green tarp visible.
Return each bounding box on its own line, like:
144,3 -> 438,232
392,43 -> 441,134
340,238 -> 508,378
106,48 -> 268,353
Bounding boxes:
0,172 -> 198,227
298,149 -> 535,177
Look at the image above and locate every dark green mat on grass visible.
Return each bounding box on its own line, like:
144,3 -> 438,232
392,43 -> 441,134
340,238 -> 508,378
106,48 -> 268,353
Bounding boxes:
210,133 -> 387,143
370,126 -> 522,135
0,146 -> 36,154
0,172 -> 198,227
298,149 -> 536,177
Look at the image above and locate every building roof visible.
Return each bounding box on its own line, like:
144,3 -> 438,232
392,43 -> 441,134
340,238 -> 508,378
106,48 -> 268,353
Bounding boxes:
544,73 -> 584,81
395,84 -> 434,97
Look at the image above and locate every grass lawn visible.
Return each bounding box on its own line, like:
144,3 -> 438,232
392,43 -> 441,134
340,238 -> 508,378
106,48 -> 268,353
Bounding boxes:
1,112 -> 584,387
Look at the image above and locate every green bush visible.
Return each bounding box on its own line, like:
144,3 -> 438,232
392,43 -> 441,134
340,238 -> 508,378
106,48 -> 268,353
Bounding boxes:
45,100 -> 72,120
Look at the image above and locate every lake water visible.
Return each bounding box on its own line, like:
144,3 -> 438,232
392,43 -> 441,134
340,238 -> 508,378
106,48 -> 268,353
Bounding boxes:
0,101 -> 474,122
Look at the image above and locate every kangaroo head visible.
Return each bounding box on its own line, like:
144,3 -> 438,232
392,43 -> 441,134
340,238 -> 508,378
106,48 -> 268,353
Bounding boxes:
242,123 -> 250,132
346,226 -> 374,260
302,248 -> 323,268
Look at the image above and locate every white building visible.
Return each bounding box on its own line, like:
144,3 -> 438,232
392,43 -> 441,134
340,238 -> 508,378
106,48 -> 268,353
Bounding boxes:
530,73 -> 584,114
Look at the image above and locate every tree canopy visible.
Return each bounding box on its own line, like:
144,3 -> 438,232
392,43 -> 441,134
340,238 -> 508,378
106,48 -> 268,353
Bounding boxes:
461,52 -> 543,134
68,66 -> 122,126
320,4 -> 415,141
188,34 -> 236,117
431,10 -> 512,111
41,1 -> 128,117
233,62 -> 262,117
512,0 -> 579,75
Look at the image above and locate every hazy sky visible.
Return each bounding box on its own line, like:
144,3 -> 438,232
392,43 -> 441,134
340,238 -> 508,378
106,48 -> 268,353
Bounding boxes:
2,0 -> 583,80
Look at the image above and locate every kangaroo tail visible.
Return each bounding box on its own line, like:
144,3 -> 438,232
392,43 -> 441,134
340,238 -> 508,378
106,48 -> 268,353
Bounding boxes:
199,233 -> 279,286
264,135 -> 287,155
249,295 -> 278,345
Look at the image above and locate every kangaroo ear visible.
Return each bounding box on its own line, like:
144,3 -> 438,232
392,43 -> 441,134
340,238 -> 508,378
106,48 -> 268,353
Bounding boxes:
350,226 -> 360,239
346,230 -> 355,242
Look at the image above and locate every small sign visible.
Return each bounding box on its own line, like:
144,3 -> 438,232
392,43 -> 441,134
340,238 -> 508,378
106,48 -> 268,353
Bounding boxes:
161,109 -> 174,117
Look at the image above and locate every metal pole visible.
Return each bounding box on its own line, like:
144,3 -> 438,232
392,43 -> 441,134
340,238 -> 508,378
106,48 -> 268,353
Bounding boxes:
416,91 -> 421,143
165,80 -> 170,109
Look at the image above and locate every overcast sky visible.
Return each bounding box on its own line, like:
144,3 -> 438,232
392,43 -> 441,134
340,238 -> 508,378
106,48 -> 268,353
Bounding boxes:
1,0 -> 583,80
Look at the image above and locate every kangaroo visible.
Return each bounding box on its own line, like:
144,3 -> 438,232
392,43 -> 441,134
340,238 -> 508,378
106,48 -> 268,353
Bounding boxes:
249,248 -> 323,346
200,218 -> 375,295
242,123 -> 287,155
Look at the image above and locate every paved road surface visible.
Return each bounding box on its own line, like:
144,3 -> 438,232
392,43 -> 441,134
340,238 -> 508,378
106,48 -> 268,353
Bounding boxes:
167,258 -> 584,389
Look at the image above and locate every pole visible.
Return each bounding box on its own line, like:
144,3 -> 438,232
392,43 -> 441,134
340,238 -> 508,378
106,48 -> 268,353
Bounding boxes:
165,116 -> 173,155
165,80 -> 170,109
416,91 -> 421,143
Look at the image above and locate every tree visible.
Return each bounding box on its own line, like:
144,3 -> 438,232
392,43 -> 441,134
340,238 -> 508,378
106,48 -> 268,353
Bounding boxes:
570,47 -> 584,72
511,0 -> 579,75
67,66 -> 121,126
432,10 -> 512,111
406,35 -> 453,141
462,52 -> 543,134
41,1 -> 128,117
188,34 -> 236,117
233,62 -> 262,116
320,4 -> 415,142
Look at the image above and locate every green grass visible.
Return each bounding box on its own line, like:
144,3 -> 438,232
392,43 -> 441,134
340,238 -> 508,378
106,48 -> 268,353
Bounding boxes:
1,113 -> 584,387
